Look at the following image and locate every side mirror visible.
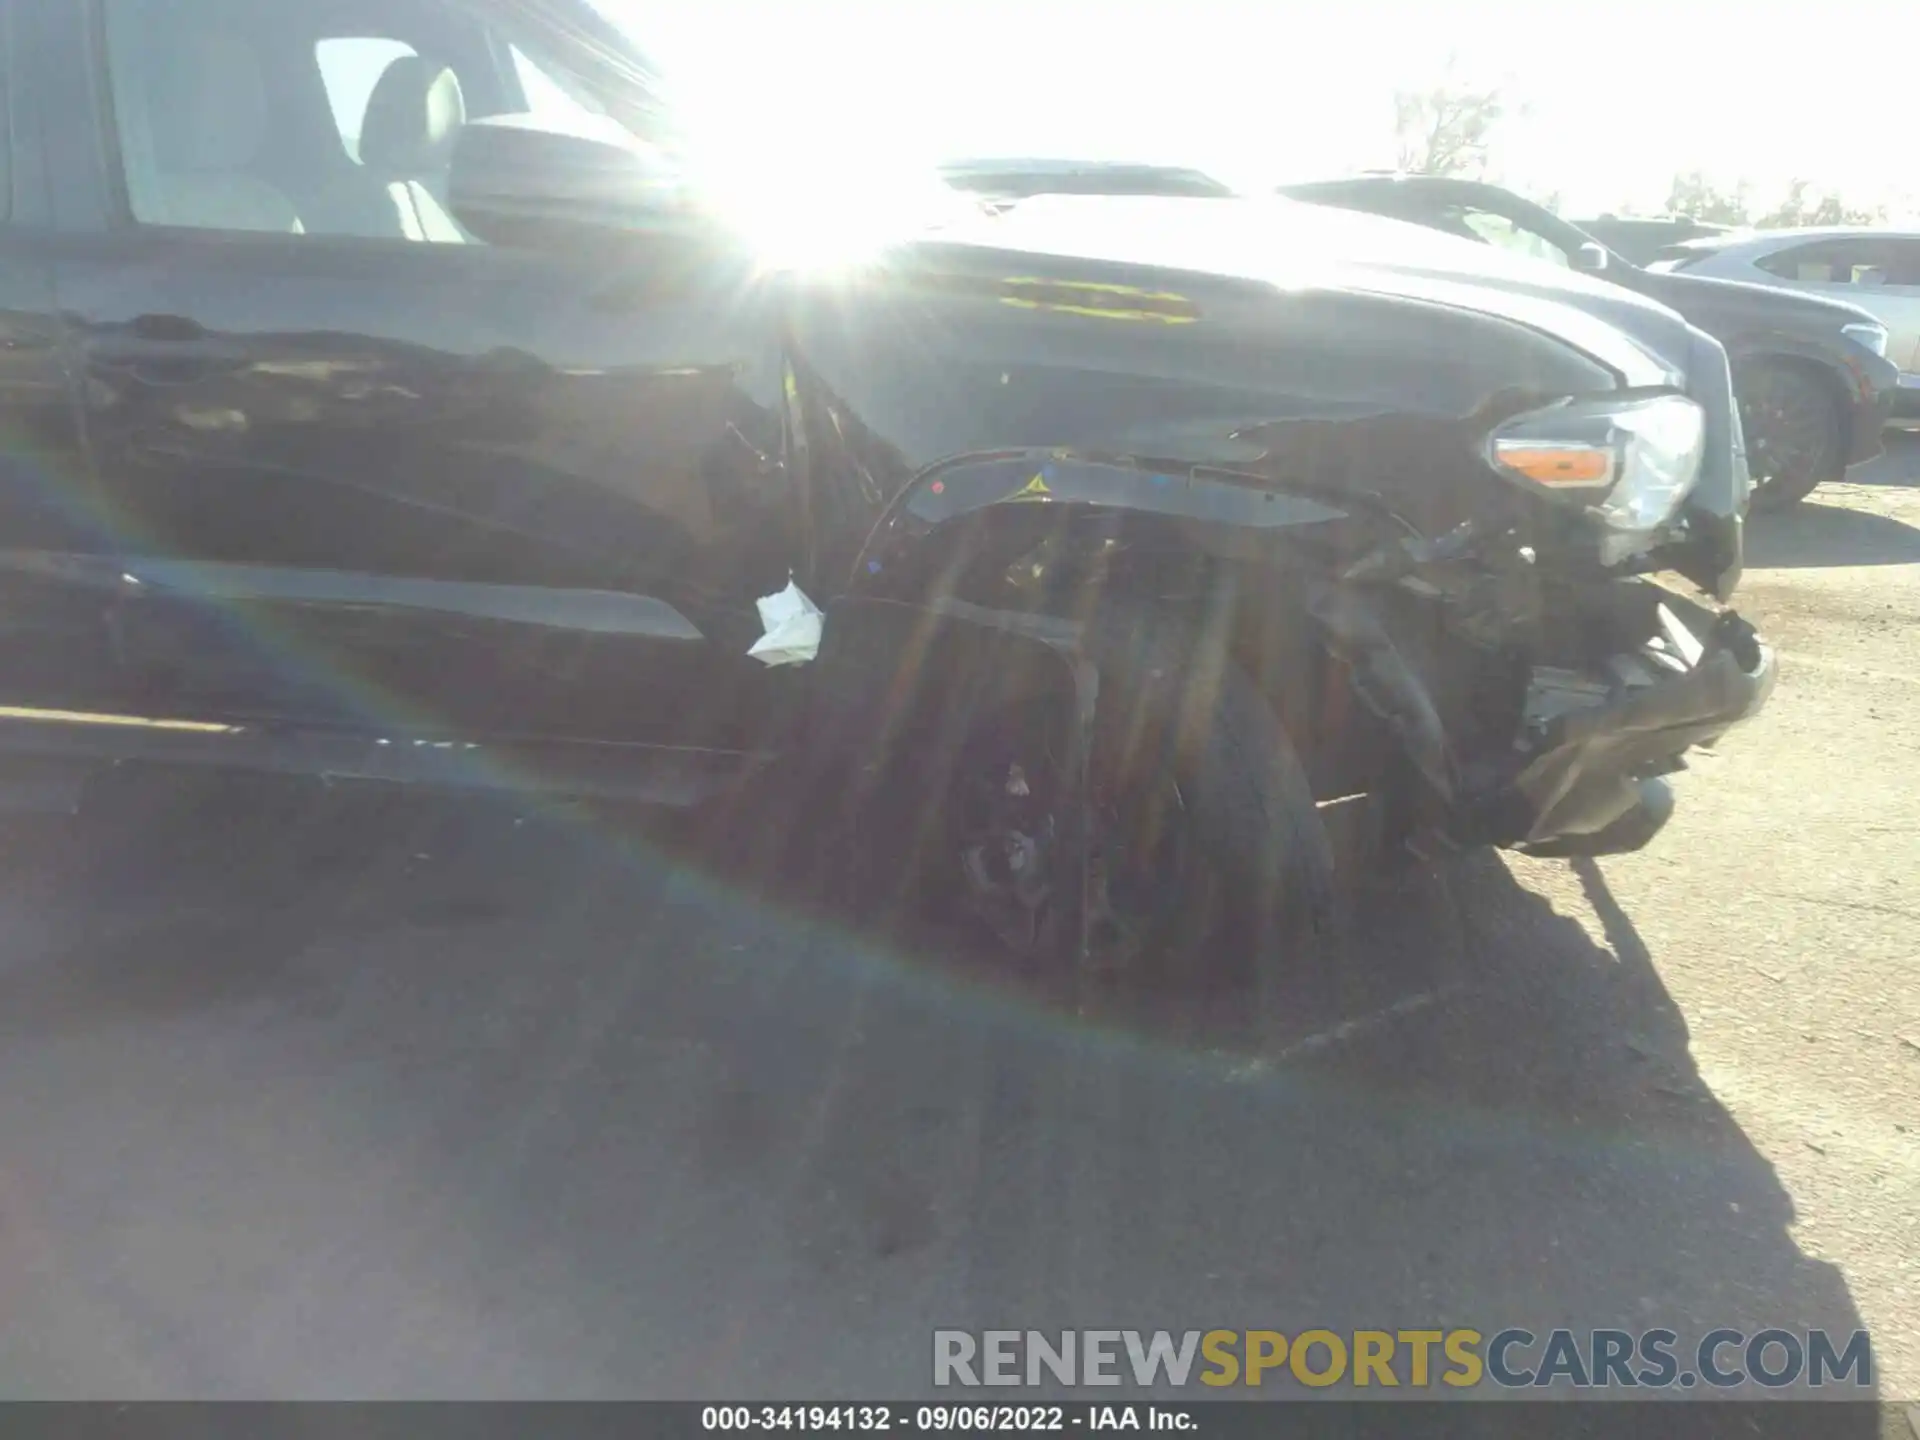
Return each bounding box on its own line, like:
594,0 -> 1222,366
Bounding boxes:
1570,240 -> 1610,273
448,116 -> 687,246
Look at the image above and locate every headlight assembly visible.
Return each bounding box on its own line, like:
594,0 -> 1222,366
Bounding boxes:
1490,394 -> 1706,563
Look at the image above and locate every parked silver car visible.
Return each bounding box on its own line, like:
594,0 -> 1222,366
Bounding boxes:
1651,229 -> 1920,419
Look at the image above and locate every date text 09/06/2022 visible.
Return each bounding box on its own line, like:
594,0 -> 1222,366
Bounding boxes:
702,1406 -> 1189,1432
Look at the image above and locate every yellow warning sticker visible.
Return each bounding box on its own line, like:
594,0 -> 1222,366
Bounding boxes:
1003,472 -> 1054,503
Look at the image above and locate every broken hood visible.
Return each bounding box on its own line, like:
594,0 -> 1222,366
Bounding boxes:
889,192 -> 1687,391
781,188 -> 1743,589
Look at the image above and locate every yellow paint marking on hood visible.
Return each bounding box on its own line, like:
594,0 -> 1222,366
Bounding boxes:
997,277 -> 1201,324
0,705 -> 240,734
1000,277 -> 1194,302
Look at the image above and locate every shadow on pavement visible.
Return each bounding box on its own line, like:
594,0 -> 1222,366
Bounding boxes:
0,779 -> 1876,1412
1745,500 -> 1920,568
1839,431 -> 1920,488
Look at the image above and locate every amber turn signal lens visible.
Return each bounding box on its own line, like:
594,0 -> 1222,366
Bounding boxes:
1492,443 -> 1614,489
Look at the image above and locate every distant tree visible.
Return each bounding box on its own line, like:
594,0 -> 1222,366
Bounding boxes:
1666,171 -> 1751,226
1806,191 -> 1884,227
1676,173 -> 1885,230
1393,81 -> 1505,178
1757,178 -> 1813,229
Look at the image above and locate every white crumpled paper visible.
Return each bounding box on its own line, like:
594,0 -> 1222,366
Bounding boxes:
746,578 -> 823,667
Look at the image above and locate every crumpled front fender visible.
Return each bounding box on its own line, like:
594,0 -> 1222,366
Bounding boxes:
841,450 -> 1472,830
846,451 -> 1361,593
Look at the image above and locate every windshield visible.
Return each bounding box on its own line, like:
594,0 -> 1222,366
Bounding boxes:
1646,236 -> 1747,271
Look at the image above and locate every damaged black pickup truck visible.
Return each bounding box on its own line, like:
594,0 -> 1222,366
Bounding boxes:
0,0 -> 1773,975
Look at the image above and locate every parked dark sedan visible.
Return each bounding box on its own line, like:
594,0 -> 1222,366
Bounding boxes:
0,0 -> 1774,986
1280,176 -> 1897,508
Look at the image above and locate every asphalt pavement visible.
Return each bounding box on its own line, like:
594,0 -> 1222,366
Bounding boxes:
0,440 -> 1915,1404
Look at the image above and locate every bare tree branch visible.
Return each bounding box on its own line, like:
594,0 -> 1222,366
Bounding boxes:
1393,82 -> 1504,178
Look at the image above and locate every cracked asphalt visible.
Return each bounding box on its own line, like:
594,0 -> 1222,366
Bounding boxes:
0,440 -> 1914,1406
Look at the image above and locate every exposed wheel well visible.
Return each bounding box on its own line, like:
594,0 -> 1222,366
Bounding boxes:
850,502 -> 1462,837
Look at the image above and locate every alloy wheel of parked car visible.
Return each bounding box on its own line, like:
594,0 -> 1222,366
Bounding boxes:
1738,362 -> 1845,511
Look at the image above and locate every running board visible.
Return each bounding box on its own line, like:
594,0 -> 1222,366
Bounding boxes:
0,705 -> 771,811
0,552 -> 706,640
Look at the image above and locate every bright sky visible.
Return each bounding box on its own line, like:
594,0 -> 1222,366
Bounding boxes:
613,0 -> 1919,219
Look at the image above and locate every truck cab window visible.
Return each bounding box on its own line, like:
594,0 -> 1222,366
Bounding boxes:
103,1 -> 308,234
102,0 -> 588,244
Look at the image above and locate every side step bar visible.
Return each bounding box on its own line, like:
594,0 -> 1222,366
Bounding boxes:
0,705 -> 771,813
0,552 -> 708,640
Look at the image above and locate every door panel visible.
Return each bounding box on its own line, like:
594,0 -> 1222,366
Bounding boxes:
56,236 -> 789,590
1791,278 -> 1920,372
1874,289 -> 1920,373
1874,242 -> 1920,372
0,0 -> 140,715
53,232 -> 798,748
42,0 -> 802,749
